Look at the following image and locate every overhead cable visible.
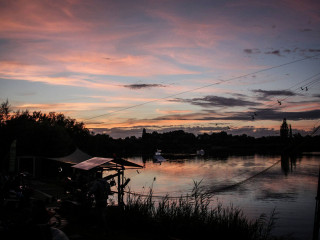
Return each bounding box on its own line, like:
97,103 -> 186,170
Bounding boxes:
85,53 -> 320,121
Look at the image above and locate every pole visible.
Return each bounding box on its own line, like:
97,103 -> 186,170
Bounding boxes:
121,169 -> 124,204
117,169 -> 121,206
313,166 -> 320,240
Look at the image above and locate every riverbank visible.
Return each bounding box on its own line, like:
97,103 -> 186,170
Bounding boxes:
46,181 -> 280,240
1,177 -> 287,240
5,151 -> 317,239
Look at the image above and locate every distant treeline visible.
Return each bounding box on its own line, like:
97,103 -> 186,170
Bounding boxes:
1,100 -> 319,170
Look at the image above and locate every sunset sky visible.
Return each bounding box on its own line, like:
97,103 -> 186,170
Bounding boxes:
1,0 -> 320,138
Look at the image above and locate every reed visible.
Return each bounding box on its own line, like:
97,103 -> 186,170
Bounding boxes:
106,181 -> 280,240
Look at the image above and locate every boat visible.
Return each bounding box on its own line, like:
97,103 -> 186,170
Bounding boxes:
196,149 -> 205,156
153,150 -> 166,163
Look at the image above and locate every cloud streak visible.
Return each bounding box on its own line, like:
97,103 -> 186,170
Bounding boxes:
243,47 -> 320,57
252,89 -> 298,100
172,95 -> 260,108
136,108 -> 320,122
123,83 -> 166,89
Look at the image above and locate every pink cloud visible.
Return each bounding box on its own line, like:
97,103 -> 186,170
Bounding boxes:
156,109 -> 192,114
2,0 -> 309,87
14,101 -> 126,113
0,0 -> 90,35
285,101 -> 320,112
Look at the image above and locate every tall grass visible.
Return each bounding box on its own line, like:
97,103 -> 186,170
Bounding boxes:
105,181 -> 278,240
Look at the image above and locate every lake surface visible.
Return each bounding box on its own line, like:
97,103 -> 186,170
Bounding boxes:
106,153 -> 320,239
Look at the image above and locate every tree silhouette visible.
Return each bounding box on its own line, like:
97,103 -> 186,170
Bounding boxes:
280,118 -> 289,139
0,99 -> 11,124
1,99 -> 319,172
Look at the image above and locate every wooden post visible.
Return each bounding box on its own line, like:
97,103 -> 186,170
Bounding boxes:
121,169 -> 124,204
116,165 -> 125,207
117,169 -> 121,206
313,166 -> 320,240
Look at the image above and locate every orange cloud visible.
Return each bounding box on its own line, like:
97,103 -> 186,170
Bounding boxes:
284,101 -> 320,112
156,109 -> 192,114
13,101 -> 127,113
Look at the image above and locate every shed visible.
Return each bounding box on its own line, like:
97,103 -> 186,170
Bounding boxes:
48,149 -> 142,205
70,155 -> 143,205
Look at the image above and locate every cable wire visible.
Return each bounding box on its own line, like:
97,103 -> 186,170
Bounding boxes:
85,53 -> 320,121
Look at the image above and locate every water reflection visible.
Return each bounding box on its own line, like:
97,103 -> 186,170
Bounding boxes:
256,189 -> 297,202
124,155 -> 316,197
120,154 -> 319,239
281,154 -> 297,175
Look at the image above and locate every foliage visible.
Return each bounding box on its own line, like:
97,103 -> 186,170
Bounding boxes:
0,99 -> 11,124
280,118 -> 289,139
0,102 -> 91,170
1,100 -> 319,172
103,181 -> 279,240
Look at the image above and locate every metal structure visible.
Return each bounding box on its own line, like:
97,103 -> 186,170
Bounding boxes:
72,156 -> 143,206
313,167 -> 320,240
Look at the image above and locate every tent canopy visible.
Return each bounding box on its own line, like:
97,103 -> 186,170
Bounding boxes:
48,148 -> 92,164
72,157 -> 113,170
50,148 -> 143,170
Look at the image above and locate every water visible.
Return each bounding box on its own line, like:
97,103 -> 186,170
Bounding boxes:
106,153 -> 320,239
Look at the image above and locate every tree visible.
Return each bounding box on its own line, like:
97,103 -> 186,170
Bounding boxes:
142,128 -> 147,139
280,118 -> 289,139
289,124 -> 292,138
0,99 -> 11,124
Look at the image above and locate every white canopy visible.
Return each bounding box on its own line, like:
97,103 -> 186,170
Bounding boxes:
49,148 -> 92,164
49,148 -> 143,170
71,157 -> 113,170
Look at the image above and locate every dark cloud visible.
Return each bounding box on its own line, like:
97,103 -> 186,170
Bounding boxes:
156,108 -> 320,122
290,48 -> 320,54
243,48 -> 261,54
233,93 -> 248,98
252,89 -> 297,100
91,125 -> 206,139
265,50 -> 281,56
253,89 -> 296,96
90,123 -> 311,139
313,94 -> 320,98
172,95 -> 259,108
123,84 -> 166,89
224,109 -> 320,121
243,47 -> 320,57
90,127 -> 145,139
308,49 -> 320,53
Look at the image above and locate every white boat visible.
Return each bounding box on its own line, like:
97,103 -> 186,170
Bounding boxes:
153,150 -> 166,163
196,149 -> 205,156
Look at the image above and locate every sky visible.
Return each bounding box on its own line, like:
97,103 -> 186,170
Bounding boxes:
0,0 -> 320,138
